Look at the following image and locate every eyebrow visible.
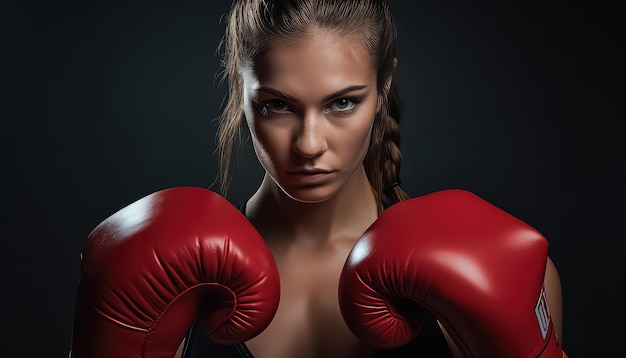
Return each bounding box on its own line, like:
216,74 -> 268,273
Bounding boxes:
257,85 -> 368,103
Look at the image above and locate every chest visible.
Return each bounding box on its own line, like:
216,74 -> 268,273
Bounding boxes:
246,239 -> 375,358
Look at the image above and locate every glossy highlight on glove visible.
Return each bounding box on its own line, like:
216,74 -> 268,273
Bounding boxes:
71,187 -> 280,358
339,189 -> 567,357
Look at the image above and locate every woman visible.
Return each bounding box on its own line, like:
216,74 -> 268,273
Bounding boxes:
182,0 -> 564,357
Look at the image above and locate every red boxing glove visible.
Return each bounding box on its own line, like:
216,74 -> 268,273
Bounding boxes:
339,189 -> 566,357
71,187 -> 280,358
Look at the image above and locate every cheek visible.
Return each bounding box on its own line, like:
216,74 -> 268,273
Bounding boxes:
242,104 -> 273,170
250,119 -> 292,169
336,115 -> 375,163
355,120 -> 374,156
243,100 -> 278,157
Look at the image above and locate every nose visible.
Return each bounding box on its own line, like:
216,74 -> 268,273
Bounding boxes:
292,110 -> 327,158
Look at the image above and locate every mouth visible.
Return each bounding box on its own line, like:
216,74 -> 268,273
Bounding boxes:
287,170 -> 336,185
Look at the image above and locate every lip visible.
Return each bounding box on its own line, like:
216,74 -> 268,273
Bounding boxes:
287,169 -> 336,185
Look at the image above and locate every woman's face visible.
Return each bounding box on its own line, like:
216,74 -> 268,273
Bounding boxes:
241,30 -> 379,203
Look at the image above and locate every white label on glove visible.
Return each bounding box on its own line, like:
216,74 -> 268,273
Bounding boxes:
534,285 -> 551,340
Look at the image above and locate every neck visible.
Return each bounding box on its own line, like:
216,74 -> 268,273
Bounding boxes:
245,166 -> 379,248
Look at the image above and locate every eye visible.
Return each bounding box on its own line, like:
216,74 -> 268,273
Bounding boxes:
328,98 -> 358,112
261,100 -> 291,116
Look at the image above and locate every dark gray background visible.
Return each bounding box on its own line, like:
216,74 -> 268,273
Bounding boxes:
2,0 -> 623,356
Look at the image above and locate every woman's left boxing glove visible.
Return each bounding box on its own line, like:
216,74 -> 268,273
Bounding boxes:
338,189 -> 566,357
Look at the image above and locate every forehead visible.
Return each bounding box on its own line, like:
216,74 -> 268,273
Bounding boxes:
248,30 -> 377,92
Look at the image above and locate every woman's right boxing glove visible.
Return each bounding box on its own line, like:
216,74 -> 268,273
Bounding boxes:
71,186 -> 280,358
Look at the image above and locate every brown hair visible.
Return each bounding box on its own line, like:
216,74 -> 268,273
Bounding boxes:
216,0 -> 410,209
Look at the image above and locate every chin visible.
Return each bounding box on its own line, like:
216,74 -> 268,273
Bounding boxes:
279,184 -> 339,204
